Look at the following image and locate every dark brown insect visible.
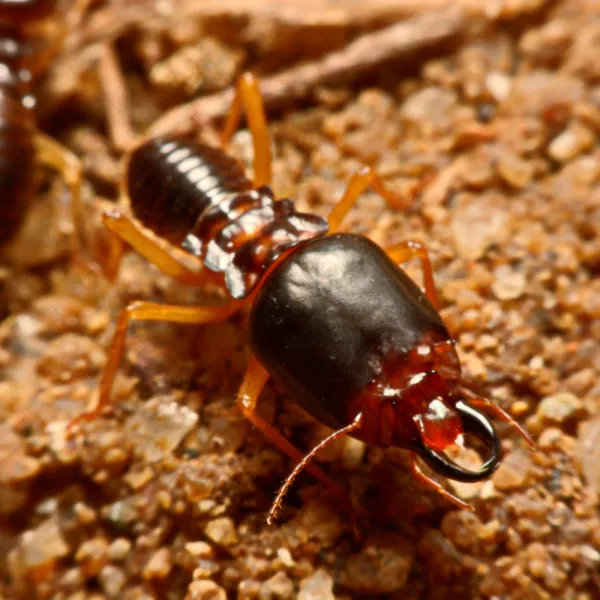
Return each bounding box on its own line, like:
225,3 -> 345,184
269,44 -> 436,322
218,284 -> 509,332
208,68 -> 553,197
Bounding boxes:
69,72 -> 534,523
0,0 -> 84,254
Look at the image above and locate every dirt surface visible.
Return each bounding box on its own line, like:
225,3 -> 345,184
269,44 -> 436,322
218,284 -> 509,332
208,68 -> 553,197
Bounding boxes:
1,0 -> 599,598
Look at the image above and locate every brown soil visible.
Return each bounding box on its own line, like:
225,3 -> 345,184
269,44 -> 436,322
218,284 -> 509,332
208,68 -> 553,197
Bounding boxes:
1,1 -> 599,598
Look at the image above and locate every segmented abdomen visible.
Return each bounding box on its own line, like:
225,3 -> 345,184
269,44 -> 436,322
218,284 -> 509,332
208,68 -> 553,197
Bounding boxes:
127,136 -> 252,244
0,27 -> 37,243
128,135 -> 329,299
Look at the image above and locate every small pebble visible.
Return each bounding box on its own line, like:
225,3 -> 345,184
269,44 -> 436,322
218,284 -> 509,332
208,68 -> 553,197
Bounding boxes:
451,194 -> 509,260
73,502 -> 97,525
511,400 -> 530,416
98,565 -> 127,598
548,121 -> 595,161
186,580 -> 227,600
124,466 -> 155,490
493,449 -> 533,491
298,569 -> 335,600
142,548 -> 172,580
576,418 -> 600,494
492,264 -> 526,300
497,149 -> 535,188
338,534 -> 413,594
9,518 -> 70,580
75,537 -> 109,577
401,87 -> 458,126
537,392 -> 585,423
185,541 -> 213,558
486,71 -> 512,101
108,538 -> 132,562
260,571 -> 295,599
204,517 -> 238,547
276,547 -> 295,568
125,396 -> 199,462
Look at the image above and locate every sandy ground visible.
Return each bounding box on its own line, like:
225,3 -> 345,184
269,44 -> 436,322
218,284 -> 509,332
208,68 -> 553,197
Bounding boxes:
1,0 -> 599,598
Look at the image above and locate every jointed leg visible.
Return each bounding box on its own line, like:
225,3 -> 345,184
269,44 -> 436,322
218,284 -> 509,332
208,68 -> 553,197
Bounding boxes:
34,132 -> 98,273
68,300 -> 242,431
386,240 -> 439,308
237,355 -> 354,519
461,388 -> 535,448
408,454 -> 472,511
102,209 -> 213,285
220,72 -> 272,188
328,166 -> 406,233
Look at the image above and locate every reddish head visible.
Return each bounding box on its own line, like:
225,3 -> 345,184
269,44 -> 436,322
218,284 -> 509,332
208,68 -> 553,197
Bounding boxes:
350,338 -> 500,482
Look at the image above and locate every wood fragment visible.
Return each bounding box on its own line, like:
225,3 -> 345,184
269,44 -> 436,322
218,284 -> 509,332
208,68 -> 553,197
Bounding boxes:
69,0 -> 467,49
70,0 -> 552,49
98,43 -> 136,152
148,8 -> 467,137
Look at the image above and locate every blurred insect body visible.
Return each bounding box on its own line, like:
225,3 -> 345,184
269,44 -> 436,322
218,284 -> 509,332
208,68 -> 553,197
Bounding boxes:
0,0 -> 85,261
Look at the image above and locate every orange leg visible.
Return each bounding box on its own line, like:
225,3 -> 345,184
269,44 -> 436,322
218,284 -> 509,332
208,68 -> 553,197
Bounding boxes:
68,299 -> 243,432
461,388 -> 535,449
33,132 -> 101,274
101,208 -> 214,285
386,240 -> 439,309
220,72 -> 272,188
408,454 -> 473,511
328,166 -> 406,233
237,356 -> 355,520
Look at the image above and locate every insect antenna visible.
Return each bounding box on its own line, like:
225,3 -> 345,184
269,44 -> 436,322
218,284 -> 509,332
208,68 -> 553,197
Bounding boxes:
267,413 -> 363,524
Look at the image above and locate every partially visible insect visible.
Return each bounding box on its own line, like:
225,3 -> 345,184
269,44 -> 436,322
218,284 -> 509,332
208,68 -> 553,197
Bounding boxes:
68,72 -> 534,523
0,0 -> 86,261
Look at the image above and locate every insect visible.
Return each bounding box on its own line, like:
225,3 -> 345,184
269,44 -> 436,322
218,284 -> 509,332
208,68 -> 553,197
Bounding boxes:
69,72 -> 534,523
0,0 -> 85,259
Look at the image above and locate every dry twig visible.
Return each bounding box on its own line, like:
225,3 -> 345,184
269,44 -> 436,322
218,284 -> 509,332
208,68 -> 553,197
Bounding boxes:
70,0 -> 468,48
148,7 -> 467,137
71,0 -> 551,49
98,43 -> 136,152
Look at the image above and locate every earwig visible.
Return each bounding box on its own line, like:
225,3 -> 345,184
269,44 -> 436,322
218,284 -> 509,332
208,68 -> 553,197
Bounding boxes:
0,0 -> 85,259
69,72 -> 534,523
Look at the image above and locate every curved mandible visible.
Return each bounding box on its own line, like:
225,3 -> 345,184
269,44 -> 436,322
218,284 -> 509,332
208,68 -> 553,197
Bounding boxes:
416,400 -> 502,483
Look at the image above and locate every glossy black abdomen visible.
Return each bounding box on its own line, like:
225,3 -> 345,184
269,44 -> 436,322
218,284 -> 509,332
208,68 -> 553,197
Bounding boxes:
127,136 -> 252,245
249,234 -> 449,429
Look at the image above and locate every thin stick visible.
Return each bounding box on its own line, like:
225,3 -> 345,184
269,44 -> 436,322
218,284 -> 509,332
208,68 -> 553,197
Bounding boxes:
69,0 -> 553,50
267,413 -> 363,525
69,1 -> 466,49
147,8 -> 466,137
99,43 -> 136,152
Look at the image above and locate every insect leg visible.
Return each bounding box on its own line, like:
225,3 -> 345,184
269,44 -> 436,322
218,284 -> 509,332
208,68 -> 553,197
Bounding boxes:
328,165 -> 406,233
220,72 -> 272,187
33,132 -> 98,273
102,209 -> 214,285
385,240 -> 439,308
408,454 -> 473,511
237,355 -> 352,517
460,388 -> 535,448
68,300 -> 243,432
